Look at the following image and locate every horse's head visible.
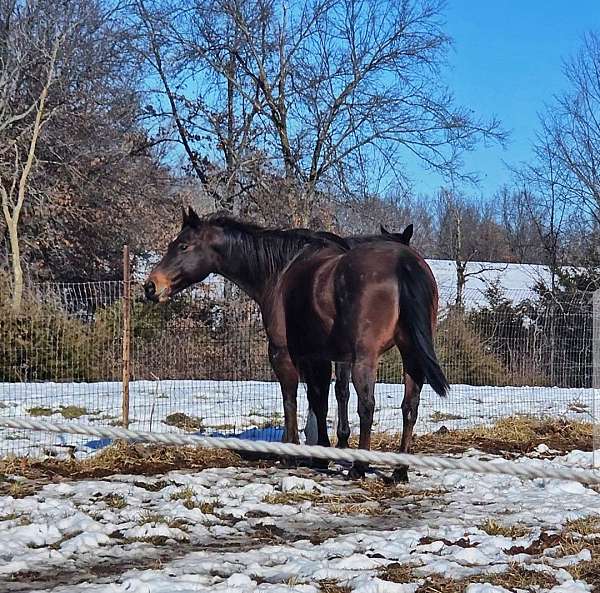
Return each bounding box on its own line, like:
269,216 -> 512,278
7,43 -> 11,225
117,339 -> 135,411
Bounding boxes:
144,207 -> 225,302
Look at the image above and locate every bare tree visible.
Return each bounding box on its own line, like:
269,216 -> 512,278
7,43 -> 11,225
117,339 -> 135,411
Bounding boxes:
544,33 -> 600,228
510,31 -> 600,276
133,0 -> 505,224
129,0 -> 266,214
331,190 -> 437,254
1,1 -> 173,285
499,186 -> 547,264
515,125 -> 572,290
436,189 -> 507,308
0,2 -> 63,310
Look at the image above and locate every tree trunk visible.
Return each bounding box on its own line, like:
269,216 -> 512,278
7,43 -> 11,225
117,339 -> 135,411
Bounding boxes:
455,260 -> 466,310
6,219 -> 23,311
0,35 -> 60,311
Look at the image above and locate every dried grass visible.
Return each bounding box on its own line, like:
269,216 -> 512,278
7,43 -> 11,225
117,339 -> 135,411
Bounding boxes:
318,579 -> 352,593
327,502 -> 382,516
101,493 -> 127,509
26,407 -> 53,417
263,491 -> 323,505
564,515 -> 600,536
567,553 -> 600,590
163,412 -> 204,432
138,511 -> 167,525
0,441 -> 241,483
479,519 -> 530,538
169,486 -> 218,512
263,481 -> 442,517
381,562 -> 559,592
368,416 -> 593,456
58,406 -> 89,419
0,417 -> 592,495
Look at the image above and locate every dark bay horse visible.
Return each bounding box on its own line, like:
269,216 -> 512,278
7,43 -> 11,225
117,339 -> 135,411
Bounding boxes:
329,223 -> 414,449
145,209 -> 448,481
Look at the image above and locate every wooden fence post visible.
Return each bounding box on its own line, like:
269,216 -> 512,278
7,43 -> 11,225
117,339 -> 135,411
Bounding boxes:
122,244 -> 131,428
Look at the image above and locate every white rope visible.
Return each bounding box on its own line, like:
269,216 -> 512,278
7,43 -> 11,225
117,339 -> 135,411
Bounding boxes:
1,417 -> 599,485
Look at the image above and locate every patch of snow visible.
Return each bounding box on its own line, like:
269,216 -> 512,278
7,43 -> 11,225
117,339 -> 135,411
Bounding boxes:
465,584 -> 512,593
280,477 -> 321,493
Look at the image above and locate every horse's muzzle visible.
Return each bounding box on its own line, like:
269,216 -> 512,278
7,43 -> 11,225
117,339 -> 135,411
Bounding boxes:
144,280 -> 157,301
144,279 -> 172,303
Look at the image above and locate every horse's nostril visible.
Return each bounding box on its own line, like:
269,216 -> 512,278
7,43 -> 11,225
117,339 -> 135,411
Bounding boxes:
144,280 -> 156,299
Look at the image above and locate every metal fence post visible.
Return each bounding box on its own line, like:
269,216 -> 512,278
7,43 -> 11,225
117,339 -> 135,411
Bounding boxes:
122,245 -> 131,428
593,290 -> 600,469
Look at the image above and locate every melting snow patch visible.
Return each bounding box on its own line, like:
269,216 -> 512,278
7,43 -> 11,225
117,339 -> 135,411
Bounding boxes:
0,455 -> 599,592
60,531 -> 111,554
465,584 -> 512,593
280,476 -> 322,493
547,582 -> 593,593
352,575 -> 418,593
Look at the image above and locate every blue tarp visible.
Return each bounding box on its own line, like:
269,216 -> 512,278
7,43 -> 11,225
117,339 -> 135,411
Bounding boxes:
83,426 -> 284,451
85,437 -> 113,450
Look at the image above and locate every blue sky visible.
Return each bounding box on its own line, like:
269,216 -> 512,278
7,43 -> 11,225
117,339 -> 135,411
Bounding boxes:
407,1 -> 600,199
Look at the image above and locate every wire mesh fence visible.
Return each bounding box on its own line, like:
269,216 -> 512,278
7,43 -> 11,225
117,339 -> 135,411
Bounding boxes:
0,271 -> 596,458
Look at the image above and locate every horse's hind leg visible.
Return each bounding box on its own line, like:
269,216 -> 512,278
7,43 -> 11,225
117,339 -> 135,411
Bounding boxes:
392,349 -> 424,483
334,362 -> 351,448
304,359 -> 332,469
348,356 -> 377,480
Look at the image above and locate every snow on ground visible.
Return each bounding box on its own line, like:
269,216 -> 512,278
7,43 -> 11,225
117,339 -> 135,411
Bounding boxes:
0,450 -> 599,592
0,381 -> 595,458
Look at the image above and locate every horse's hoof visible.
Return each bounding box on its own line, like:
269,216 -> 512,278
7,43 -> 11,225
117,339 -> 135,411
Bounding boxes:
279,456 -> 298,468
391,466 -> 409,484
280,456 -> 314,468
347,466 -> 366,480
311,458 -> 330,470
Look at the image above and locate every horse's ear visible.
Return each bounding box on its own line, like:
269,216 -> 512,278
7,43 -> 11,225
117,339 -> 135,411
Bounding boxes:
401,224 -> 413,244
380,224 -> 391,236
187,206 -> 201,227
181,206 -> 188,227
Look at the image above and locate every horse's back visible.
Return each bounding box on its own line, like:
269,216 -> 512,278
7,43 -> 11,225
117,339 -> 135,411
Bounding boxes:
272,241 -> 437,361
333,242 -> 437,356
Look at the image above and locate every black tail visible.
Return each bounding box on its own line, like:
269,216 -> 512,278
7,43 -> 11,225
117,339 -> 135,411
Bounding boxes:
398,261 -> 449,397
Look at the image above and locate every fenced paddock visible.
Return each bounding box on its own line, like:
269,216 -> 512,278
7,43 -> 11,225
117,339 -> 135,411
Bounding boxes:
0,273 -> 597,459
2,271 -> 600,593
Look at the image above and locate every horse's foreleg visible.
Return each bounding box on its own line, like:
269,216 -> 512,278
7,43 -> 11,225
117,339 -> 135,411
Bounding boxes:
348,357 -> 377,480
304,360 -> 332,448
334,362 -> 351,448
392,350 -> 424,483
268,344 -> 300,445
303,359 -> 332,469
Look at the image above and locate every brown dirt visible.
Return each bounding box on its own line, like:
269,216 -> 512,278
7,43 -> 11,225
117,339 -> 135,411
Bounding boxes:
381,518 -> 600,593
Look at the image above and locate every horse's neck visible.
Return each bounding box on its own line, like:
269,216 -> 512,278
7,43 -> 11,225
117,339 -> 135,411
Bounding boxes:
216,235 -> 301,305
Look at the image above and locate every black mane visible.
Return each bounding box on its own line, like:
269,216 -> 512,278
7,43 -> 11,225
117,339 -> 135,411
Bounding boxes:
345,234 -> 401,247
200,214 -> 349,283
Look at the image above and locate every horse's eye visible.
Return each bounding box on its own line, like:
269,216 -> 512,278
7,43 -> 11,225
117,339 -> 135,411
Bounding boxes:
179,243 -> 189,252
